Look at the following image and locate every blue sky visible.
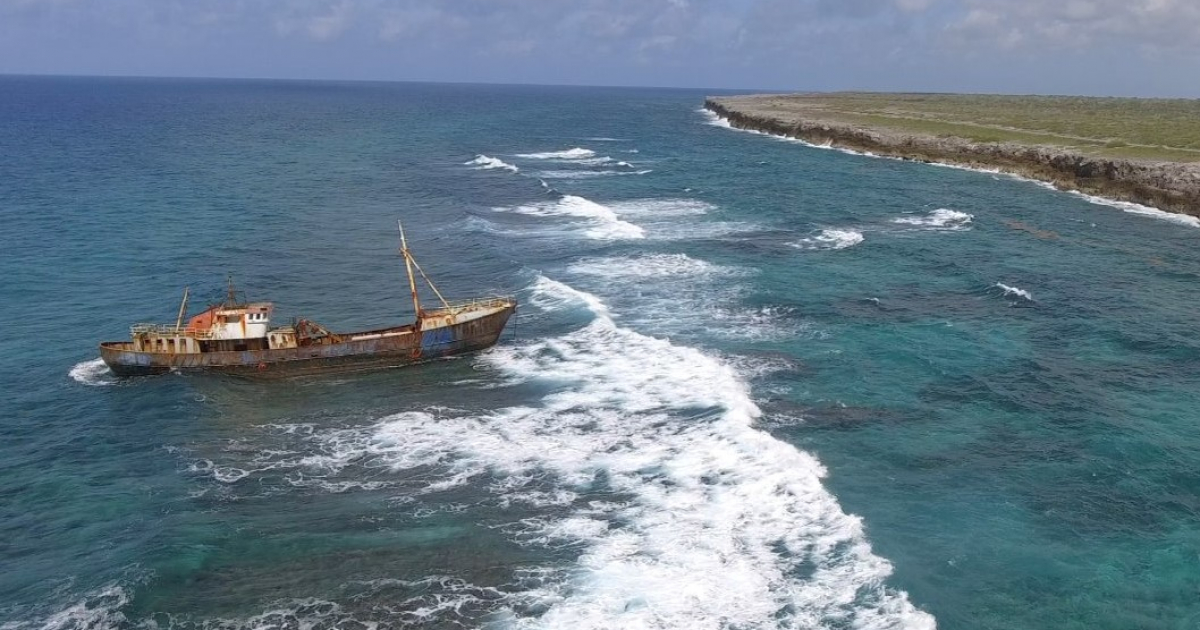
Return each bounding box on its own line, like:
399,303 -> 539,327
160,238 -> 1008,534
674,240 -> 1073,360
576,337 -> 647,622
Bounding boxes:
3,0 -> 1199,95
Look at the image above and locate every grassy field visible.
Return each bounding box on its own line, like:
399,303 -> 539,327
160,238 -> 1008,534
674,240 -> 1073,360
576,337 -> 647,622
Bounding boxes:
718,93 -> 1200,162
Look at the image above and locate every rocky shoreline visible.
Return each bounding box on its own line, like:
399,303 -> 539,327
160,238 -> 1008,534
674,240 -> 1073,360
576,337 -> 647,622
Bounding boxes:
705,96 -> 1200,220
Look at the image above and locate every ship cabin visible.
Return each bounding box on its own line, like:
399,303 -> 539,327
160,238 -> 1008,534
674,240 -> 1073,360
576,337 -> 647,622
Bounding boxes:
132,302 -> 301,354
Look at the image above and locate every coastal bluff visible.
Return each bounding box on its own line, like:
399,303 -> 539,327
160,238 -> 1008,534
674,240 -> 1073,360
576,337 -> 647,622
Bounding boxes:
706,94 -> 1200,219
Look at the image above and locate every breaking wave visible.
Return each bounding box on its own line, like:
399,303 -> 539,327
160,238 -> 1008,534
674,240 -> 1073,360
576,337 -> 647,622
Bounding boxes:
1072,192 -> 1200,228
4,585 -> 131,630
567,253 -> 747,281
493,195 -> 645,240
274,278 -> 933,629
516,148 -> 596,160
790,229 -> 865,250
891,208 -> 974,231
69,358 -> 116,386
562,254 -> 802,342
706,108 -> 1200,230
465,154 -> 519,173
995,282 -> 1034,301
536,169 -> 652,180
606,198 -> 715,218
152,268 -> 929,628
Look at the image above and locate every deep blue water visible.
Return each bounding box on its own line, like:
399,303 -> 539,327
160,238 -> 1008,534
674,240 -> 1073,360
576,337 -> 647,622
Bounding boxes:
2,76 -> 1200,630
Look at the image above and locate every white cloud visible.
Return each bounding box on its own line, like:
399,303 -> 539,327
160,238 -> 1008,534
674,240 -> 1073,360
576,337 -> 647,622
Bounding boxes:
306,0 -> 352,41
946,0 -> 1200,51
3,0 -> 1200,92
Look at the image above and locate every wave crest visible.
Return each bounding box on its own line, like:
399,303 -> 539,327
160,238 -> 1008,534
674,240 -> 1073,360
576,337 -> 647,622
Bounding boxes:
891,208 -> 974,231
493,195 -> 645,240
516,147 -> 596,160
995,282 -> 1034,301
790,229 -> 864,250
465,154 -> 519,173
69,358 -> 115,386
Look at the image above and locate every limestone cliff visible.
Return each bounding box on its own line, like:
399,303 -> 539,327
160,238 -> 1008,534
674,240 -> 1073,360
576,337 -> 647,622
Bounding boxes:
705,97 -> 1200,220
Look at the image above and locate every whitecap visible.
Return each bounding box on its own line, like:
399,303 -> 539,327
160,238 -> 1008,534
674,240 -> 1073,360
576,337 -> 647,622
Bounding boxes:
575,156 -> 618,166
516,147 -> 596,160
6,585 -> 131,630
337,278 -> 935,629
646,220 -> 763,241
995,282 -> 1034,301
606,198 -> 715,217
69,358 -> 115,386
891,208 -> 974,231
493,195 -> 645,240
567,253 -> 746,281
1072,192 -> 1200,228
536,170 -> 621,180
527,275 -> 612,318
465,154 -> 519,173
790,229 -> 864,250
706,109 -> 1200,229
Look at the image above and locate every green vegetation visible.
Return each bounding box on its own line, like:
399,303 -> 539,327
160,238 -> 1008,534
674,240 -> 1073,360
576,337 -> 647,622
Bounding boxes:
732,93 -> 1200,162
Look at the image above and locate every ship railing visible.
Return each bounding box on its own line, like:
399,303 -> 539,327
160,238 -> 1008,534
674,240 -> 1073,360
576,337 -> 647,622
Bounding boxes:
427,296 -> 514,315
130,323 -> 217,339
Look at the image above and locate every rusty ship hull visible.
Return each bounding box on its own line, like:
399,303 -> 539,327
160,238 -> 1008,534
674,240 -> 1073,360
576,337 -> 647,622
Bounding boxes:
99,302 -> 515,378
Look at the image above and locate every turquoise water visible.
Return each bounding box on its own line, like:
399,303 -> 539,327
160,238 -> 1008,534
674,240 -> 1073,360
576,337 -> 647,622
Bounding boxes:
2,76 -> 1199,630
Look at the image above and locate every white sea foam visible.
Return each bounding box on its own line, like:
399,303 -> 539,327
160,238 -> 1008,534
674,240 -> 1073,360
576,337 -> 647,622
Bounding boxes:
562,254 -> 800,342
891,208 -> 974,231
567,253 -> 746,281
516,147 -> 597,160
527,275 -> 612,318
465,154 -> 519,173
700,108 -> 734,129
790,229 -> 865,250
536,169 -> 651,179
535,170 -> 615,180
647,220 -> 763,241
995,283 -> 1034,301
606,198 -> 715,217
4,585 -> 131,630
68,358 -> 115,386
576,156 -> 619,166
494,195 -> 645,240
1072,192 -> 1200,228
707,109 -> 1200,230
165,275 -> 926,627
701,109 -> 871,156
326,278 -> 935,629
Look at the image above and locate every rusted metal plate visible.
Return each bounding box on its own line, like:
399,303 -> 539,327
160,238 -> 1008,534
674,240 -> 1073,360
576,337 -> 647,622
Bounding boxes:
100,302 -> 515,378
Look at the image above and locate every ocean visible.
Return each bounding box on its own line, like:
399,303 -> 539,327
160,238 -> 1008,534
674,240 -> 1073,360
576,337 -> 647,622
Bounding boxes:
2,76 -> 1199,630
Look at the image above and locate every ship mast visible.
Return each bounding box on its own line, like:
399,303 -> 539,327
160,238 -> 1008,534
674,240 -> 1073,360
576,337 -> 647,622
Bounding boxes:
398,221 -> 423,319
174,286 -> 190,332
397,222 -> 455,319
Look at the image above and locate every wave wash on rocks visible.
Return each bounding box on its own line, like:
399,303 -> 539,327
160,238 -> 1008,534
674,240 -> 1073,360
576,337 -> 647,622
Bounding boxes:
705,95 -> 1200,221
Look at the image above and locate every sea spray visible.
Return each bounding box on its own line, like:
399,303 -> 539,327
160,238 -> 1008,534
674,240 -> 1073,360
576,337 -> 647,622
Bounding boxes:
516,148 -> 597,160
790,229 -> 865,250
493,195 -> 645,240
891,208 -> 974,231
465,155 -> 520,173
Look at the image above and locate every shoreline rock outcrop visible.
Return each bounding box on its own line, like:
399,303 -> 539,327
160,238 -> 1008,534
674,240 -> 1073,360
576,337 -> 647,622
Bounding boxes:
705,97 -> 1200,220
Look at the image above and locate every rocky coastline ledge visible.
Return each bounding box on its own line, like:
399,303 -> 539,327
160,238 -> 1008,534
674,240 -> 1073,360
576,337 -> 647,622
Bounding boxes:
706,95 -> 1200,220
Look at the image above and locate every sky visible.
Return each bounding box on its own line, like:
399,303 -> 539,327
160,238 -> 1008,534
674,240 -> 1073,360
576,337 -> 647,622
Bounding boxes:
2,0 -> 1200,96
